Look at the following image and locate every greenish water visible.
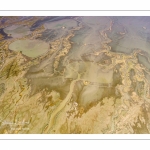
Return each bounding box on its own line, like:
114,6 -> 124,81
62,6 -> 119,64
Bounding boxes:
9,40 -> 49,58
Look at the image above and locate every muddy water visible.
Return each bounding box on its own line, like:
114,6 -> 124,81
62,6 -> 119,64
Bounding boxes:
137,54 -> 150,70
68,16 -> 150,69
108,17 -> 150,55
68,17 -> 111,60
4,25 -> 31,38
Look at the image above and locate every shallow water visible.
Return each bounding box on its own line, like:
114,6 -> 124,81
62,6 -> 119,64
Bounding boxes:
9,39 -> 49,57
1,16 -> 150,134
4,25 -> 31,38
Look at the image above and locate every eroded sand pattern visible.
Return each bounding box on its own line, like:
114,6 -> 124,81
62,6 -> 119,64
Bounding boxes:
0,16 -> 150,134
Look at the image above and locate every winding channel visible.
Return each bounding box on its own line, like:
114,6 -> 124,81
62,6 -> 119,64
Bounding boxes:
43,74 -> 81,133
